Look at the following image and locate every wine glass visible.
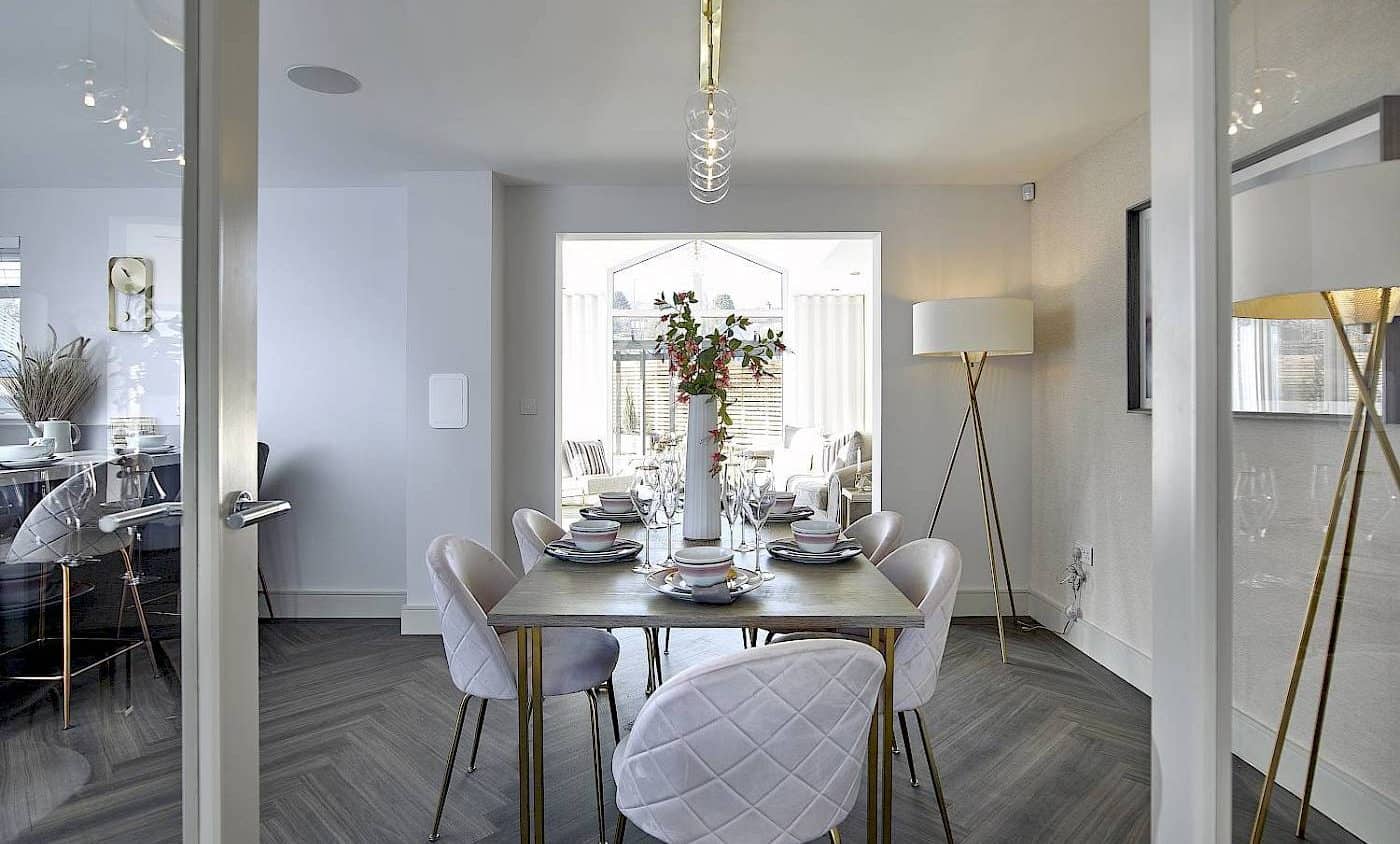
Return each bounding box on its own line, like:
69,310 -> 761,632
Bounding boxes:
630,465 -> 660,574
57,465 -> 100,567
745,468 -> 777,579
1234,467 -> 1276,541
657,464 -> 681,565
722,467 -> 750,552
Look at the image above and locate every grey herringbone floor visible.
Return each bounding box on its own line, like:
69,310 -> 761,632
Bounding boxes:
2,619 -> 1361,843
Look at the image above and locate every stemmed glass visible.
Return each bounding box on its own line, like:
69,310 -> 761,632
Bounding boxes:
630,465 -> 661,574
745,468 -> 777,580
722,467 -> 750,552
57,465 -> 100,567
1234,466 -> 1276,541
657,462 -> 681,565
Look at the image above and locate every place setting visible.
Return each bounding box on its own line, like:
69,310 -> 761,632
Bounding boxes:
544,518 -> 644,564
115,432 -> 176,455
644,546 -> 763,604
766,519 -> 863,564
0,441 -> 62,470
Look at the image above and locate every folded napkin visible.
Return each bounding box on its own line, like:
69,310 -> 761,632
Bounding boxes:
690,582 -> 735,604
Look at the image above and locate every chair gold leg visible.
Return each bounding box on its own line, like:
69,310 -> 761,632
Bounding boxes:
467,697 -> 489,773
586,690 -> 607,844
614,814 -> 628,844
915,710 -> 954,842
61,564 -> 72,729
605,678 -> 621,743
829,830 -> 841,844
428,694 -> 472,842
120,548 -> 161,679
898,712 -> 918,787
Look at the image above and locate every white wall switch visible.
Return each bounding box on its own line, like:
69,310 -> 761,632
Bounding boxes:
428,373 -> 468,429
520,398 -> 538,416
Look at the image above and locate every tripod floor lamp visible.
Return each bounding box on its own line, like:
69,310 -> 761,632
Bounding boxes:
1235,160 -> 1400,843
913,296 -> 1033,663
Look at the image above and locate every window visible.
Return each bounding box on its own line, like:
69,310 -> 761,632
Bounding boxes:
0,237 -> 20,418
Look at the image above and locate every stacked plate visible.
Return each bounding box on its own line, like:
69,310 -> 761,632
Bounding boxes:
645,566 -> 763,603
579,504 -> 641,523
0,456 -> 62,469
760,505 -> 816,524
766,538 -> 863,564
544,538 -> 643,564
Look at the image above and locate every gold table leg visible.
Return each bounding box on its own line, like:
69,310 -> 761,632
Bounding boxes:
867,629 -> 880,844
516,628 -> 530,844
530,627 -> 544,844
880,628 -> 895,844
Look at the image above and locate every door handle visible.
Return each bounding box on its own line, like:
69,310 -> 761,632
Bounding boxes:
98,501 -> 183,533
224,491 -> 292,529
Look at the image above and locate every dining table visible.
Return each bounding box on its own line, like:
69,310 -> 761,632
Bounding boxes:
488,519 -> 923,844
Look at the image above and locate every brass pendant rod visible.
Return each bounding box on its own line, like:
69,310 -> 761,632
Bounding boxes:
699,0 -> 722,91
927,356 -> 987,539
1248,293 -> 1384,844
1298,299 -> 1389,837
1323,289 -> 1400,488
964,352 -> 1008,663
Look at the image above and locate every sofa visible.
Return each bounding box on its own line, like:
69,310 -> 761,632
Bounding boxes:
779,429 -> 869,521
561,439 -> 636,504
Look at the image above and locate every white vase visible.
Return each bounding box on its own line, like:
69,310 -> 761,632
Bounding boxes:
682,394 -> 722,540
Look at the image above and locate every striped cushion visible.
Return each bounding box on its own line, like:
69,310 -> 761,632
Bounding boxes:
819,432 -> 863,473
564,439 -> 610,478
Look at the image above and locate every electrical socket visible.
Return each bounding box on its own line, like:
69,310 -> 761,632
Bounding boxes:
1073,541 -> 1094,567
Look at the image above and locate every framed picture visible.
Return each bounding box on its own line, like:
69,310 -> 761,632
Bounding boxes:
1127,95 -> 1400,419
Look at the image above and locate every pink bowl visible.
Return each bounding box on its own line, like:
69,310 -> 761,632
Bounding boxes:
791,519 -> 841,553
673,547 -> 735,587
570,519 -> 620,552
770,491 -> 797,514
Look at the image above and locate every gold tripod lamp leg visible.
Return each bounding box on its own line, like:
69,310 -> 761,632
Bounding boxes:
1250,290 -> 1389,843
963,353 -> 1009,663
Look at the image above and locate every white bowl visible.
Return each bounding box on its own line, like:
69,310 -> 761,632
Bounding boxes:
770,491 -> 797,514
597,492 -> 634,514
791,519 -> 841,553
673,547 -> 735,587
134,433 -> 169,450
570,519 -> 620,552
0,443 -> 54,462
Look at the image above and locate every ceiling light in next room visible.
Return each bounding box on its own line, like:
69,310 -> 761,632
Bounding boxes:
286,65 -> 362,95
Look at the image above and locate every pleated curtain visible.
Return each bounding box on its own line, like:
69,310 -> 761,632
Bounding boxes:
784,294 -> 867,436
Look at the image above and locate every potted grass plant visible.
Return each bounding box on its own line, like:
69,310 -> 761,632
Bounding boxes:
0,326 -> 100,439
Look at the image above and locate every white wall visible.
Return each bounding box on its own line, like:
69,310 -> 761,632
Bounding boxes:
0,187 -> 183,443
500,184 -> 1033,612
400,172 -> 505,633
0,185 -> 413,614
256,187 -> 408,615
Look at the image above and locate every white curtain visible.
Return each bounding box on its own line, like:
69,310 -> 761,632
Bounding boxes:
1233,317 -> 1280,411
561,292 -> 610,445
784,294 -> 866,435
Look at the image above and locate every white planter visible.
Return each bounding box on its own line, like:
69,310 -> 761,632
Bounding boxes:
682,394 -> 722,540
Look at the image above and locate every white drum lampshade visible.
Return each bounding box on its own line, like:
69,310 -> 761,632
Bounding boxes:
1233,159 -> 1400,323
912,296 -> 1034,356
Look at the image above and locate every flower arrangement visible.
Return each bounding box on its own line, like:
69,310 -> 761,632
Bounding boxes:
654,290 -> 785,474
0,326 -> 100,431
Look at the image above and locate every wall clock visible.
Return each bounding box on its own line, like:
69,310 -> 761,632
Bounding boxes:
108,256 -> 153,332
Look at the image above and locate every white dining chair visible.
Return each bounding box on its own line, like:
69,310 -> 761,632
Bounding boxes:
771,538 -> 962,842
612,638 -> 885,844
511,507 -> 564,575
844,511 -> 904,567
425,534 -> 621,844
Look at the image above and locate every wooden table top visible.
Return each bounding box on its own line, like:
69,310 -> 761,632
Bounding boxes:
488,521 -> 922,630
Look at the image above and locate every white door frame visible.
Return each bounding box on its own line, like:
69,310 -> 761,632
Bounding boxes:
1148,0 -> 1233,840
181,0 -> 261,839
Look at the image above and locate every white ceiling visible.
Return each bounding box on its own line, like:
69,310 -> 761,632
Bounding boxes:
0,0 -> 1148,189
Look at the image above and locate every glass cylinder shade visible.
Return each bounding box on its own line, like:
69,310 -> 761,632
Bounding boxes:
684,87 -> 737,142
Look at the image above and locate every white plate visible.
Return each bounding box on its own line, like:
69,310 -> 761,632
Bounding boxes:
0,456 -> 62,469
645,566 -> 763,602
580,505 -> 641,523
545,538 -> 643,564
766,538 -> 863,564
754,506 -> 816,524
116,445 -> 176,455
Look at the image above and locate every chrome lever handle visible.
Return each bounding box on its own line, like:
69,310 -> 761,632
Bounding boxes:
98,501 -> 183,533
224,491 -> 291,529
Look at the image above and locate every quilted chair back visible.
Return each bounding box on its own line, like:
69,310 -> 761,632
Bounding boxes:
845,511 -> 904,567
426,535 -> 518,700
877,538 -> 961,712
511,508 -> 564,575
614,639 -> 885,844
5,455 -> 153,565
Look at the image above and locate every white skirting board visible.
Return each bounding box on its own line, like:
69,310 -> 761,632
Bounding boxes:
259,589 -> 406,619
1024,589 -> 1398,843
